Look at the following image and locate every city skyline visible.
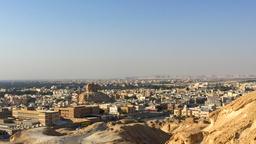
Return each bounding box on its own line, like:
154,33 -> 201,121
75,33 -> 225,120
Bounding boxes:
0,0 -> 256,80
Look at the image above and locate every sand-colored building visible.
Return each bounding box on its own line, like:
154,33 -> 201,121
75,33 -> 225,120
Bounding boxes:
120,105 -> 136,114
54,105 -> 100,119
12,108 -> 60,126
174,109 -> 182,117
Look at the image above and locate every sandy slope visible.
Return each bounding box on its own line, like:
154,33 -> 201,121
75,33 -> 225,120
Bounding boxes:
11,120 -> 170,144
165,91 -> 256,144
203,91 -> 256,144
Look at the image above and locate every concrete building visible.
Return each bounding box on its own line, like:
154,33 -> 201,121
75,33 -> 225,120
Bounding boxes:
120,105 -> 136,114
54,105 -> 100,119
109,105 -> 119,115
182,108 -> 192,117
0,108 -> 12,119
190,108 -> 200,117
174,109 -> 182,117
12,108 -> 60,126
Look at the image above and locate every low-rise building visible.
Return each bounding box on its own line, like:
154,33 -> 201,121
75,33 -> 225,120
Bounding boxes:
0,108 -> 12,119
54,105 -> 100,119
174,108 -> 182,117
174,106 -> 211,119
120,105 -> 136,114
109,105 -> 119,115
12,108 -> 59,126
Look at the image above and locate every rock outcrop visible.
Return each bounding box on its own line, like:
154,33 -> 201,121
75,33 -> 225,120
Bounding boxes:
203,91 -> 256,144
164,91 -> 256,144
165,123 -> 207,144
78,84 -> 115,104
11,120 -> 170,144
158,118 -> 208,144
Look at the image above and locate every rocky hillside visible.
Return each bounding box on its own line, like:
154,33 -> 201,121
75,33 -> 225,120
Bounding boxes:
161,119 -> 208,144
10,119 -> 170,144
203,91 -> 256,144
165,91 -> 256,144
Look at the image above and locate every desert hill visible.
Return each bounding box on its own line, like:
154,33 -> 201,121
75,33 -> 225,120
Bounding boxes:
10,119 -> 170,144
203,91 -> 256,144
149,118 -> 208,144
165,91 -> 256,144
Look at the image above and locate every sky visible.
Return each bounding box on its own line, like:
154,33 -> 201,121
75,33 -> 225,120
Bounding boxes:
0,0 -> 255,80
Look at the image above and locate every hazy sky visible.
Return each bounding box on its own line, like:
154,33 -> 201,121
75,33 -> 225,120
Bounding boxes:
0,0 -> 255,80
